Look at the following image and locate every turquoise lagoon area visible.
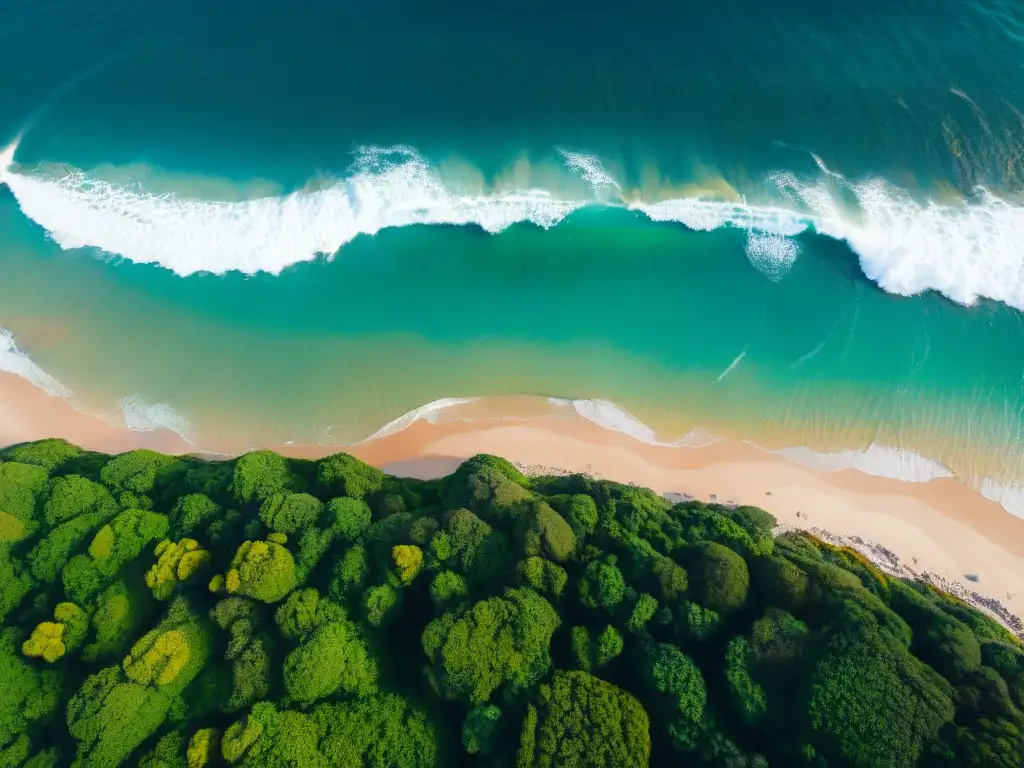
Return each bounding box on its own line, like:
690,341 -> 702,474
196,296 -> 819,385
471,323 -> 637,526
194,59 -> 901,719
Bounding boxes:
1,0 -> 1024,510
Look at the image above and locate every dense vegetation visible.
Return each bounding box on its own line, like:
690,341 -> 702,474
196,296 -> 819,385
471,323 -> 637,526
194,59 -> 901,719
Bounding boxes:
0,439 -> 1021,767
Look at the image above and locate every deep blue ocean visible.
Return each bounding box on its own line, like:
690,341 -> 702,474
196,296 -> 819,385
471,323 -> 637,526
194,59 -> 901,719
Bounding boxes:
1,0 -> 1024,509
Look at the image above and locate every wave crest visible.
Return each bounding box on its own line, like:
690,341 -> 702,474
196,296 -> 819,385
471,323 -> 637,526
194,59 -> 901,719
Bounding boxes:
3,146 -> 582,276
5,143 -> 1024,311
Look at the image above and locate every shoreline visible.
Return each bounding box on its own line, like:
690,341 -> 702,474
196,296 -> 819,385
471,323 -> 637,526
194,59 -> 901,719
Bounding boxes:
2,370 -> 1023,630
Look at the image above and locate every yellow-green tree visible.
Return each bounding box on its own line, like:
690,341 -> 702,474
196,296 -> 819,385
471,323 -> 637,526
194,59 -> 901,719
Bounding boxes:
21,602 -> 87,662
145,538 -> 212,601
22,623 -> 64,663
392,545 -> 423,585
187,728 -> 220,768
224,539 -> 297,604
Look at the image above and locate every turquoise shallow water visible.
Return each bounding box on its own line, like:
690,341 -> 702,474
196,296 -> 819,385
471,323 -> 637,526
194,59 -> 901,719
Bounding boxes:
1,0 -> 1023,499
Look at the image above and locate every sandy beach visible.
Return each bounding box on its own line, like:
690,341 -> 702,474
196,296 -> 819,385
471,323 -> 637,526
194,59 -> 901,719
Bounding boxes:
1,370 -> 1022,632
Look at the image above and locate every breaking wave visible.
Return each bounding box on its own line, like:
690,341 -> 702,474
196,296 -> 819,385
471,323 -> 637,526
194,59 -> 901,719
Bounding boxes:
0,327 -> 71,398
772,443 -> 955,483
4,141 -> 1024,310
117,395 -> 192,437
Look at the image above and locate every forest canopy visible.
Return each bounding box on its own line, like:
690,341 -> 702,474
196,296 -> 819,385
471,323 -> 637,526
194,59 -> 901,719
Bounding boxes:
0,439 -> 1021,767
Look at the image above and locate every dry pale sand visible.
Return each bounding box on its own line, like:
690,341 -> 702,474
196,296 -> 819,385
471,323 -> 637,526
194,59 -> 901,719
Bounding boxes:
1,371 -> 1022,631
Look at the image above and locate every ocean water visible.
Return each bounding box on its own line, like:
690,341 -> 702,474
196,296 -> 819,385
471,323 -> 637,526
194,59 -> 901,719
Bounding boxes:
1,0 -> 1024,504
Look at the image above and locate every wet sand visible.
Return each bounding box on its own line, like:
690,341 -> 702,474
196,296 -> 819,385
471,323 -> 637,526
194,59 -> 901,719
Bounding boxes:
1,370 -> 1022,630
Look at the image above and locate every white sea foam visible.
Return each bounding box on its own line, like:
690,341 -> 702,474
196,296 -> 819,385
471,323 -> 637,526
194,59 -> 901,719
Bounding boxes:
558,150 -> 621,193
118,395 -> 191,437
358,397 -> 478,442
772,443 -> 955,483
775,444 -> 1024,518
0,327 -> 71,397
630,197 -> 810,235
744,230 -> 800,281
0,138 -> 17,182
773,172 -> 1024,309
980,479 -> 1024,519
546,397 -> 714,447
6,142 -> 1024,312
1,146 -> 583,276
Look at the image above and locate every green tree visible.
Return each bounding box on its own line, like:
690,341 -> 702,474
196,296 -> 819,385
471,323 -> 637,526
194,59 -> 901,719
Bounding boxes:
0,629 -> 61,756
4,438 -> 81,470
330,545 -> 369,600
527,670 -> 650,768
432,507 -> 512,586
41,474 -> 117,527
222,695 -> 436,767
430,570 -> 469,606
0,461 -> 48,540
259,492 -> 322,535
522,502 -> 576,562
100,449 -> 177,495
21,747 -> 61,768
566,494 -> 598,537
579,555 -> 626,611
284,619 -> 378,704
317,453 -> 384,500
325,497 -> 373,542
596,625 -> 624,666
650,554 -> 688,604
725,636 -> 768,726
806,623 -> 955,767
570,626 -> 592,672
90,508 -> 170,577
728,506 -> 777,557
294,524 -> 335,583
0,545 -> 34,624
640,642 -> 708,753
225,539 -> 297,603
210,597 -> 274,712
67,598 -> 212,767
169,493 -> 220,539
627,593 -> 658,634
463,705 -> 502,755
275,587 -> 345,640
364,584 -> 400,627
519,556 -> 568,597
29,511 -> 114,582
692,542 -> 749,613
443,455 -> 534,525
232,451 -> 292,506
27,476 -> 118,582
423,587 -> 560,704
82,580 -> 146,662
137,729 -> 186,768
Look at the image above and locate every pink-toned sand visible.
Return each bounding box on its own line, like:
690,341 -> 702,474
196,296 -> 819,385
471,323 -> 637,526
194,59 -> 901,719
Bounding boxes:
2,371 -> 1022,628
